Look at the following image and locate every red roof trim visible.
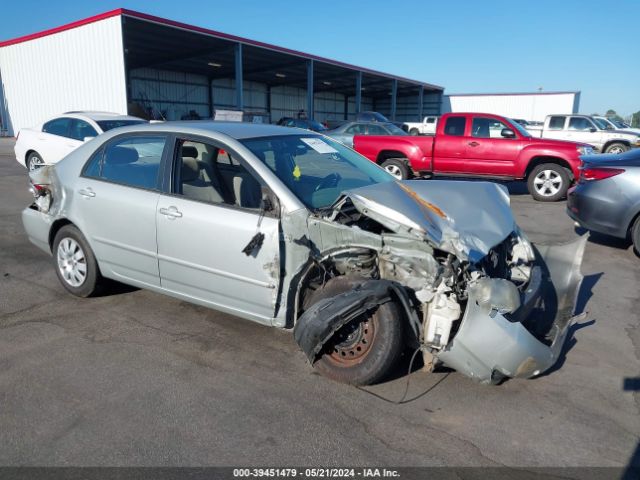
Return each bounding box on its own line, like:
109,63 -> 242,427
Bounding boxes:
0,8 -> 124,47
0,7 -> 444,90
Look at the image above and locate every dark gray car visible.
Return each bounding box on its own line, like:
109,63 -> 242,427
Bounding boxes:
326,121 -> 406,148
567,148 -> 640,253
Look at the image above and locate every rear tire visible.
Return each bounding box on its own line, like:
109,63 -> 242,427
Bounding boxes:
604,142 -> 629,154
26,151 -> 44,171
303,277 -> 404,386
52,225 -> 102,297
381,158 -> 410,180
409,128 -> 420,136
632,216 -> 640,257
527,163 -> 570,202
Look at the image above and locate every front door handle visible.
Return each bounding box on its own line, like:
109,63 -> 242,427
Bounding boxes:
78,187 -> 95,198
159,206 -> 183,219
468,141 -> 480,147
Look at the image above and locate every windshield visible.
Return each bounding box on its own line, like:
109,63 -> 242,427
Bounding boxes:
592,118 -> 612,130
97,120 -> 147,131
507,119 -> 532,137
610,119 -> 627,129
241,134 -> 394,209
384,123 -> 408,135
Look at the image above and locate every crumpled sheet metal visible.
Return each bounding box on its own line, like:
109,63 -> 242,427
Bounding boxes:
437,236 -> 587,383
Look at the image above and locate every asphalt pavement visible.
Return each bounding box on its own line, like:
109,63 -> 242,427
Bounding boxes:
0,137 -> 638,468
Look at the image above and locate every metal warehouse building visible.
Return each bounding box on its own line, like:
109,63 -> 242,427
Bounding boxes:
0,8 -> 444,136
442,91 -> 580,122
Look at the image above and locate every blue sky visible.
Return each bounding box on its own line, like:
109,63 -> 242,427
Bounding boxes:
2,0 -> 639,116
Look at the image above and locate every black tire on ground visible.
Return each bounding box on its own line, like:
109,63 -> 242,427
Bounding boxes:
303,276 -> 404,386
52,225 -> 102,297
604,142 -> 629,154
26,151 -> 44,171
527,163 -> 571,202
409,128 -> 420,136
632,216 -> 640,257
380,158 -> 410,180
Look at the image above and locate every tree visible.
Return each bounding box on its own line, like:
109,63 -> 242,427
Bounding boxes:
605,109 -> 624,122
632,111 -> 640,128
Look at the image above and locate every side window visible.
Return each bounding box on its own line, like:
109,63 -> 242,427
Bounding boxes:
548,116 -> 566,130
175,139 -> 263,211
426,117 -> 436,124
42,118 -> 72,138
472,117 -> 510,138
443,116 -> 466,136
345,124 -> 364,134
84,136 -> 166,190
69,119 -> 98,141
367,124 -> 386,135
568,117 -> 592,131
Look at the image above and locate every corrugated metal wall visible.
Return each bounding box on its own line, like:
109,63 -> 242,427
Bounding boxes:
212,78 -> 268,114
0,16 -> 127,135
442,93 -> 579,122
374,91 -> 442,122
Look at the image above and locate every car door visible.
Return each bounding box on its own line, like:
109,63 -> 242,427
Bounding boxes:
156,137 -> 280,323
76,134 -> 167,287
464,116 -> 523,176
432,115 -> 470,173
565,117 -> 601,149
40,117 -> 79,163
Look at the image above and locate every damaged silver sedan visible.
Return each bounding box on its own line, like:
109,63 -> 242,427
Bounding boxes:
22,122 -> 585,385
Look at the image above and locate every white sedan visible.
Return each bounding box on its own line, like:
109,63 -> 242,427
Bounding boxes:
15,111 -> 146,170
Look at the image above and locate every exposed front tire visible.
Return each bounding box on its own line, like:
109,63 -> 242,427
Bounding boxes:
381,158 -> 410,180
303,277 -> 404,386
52,225 -> 102,297
26,151 -> 44,171
527,163 -> 570,202
409,128 -> 420,136
604,142 -> 629,154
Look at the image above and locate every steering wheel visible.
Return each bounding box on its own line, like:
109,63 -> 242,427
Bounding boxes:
314,172 -> 342,192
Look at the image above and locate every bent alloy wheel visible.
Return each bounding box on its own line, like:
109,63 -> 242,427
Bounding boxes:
303,276 -> 404,385
528,163 -> 570,202
52,225 -> 102,297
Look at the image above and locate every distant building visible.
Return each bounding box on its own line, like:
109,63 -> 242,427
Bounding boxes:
442,91 -> 580,122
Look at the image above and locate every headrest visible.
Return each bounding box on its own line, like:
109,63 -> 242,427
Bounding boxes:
105,146 -> 138,165
181,157 -> 200,182
181,145 -> 198,158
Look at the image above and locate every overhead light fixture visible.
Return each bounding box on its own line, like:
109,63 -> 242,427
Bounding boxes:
208,62 -> 222,67
323,81 -> 332,86
361,87 -> 366,91
275,73 -> 286,78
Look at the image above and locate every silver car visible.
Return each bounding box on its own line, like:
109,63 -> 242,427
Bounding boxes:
23,122 -> 585,385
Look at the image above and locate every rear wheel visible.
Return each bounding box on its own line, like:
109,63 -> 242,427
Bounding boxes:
381,158 -> 410,180
303,277 -> 404,386
605,142 -> 629,154
26,151 -> 44,171
527,163 -> 570,202
409,128 -> 420,136
52,225 -> 102,297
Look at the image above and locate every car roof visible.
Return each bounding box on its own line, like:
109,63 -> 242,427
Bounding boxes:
103,120 -> 318,139
61,111 -> 145,122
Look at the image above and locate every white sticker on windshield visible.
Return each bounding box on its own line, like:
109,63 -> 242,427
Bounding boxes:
301,137 -> 338,154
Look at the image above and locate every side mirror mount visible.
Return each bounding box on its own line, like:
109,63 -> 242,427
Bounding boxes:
501,128 -> 516,139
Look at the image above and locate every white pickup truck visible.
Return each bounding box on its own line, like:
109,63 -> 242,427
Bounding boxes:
526,114 -> 640,154
403,116 -> 439,135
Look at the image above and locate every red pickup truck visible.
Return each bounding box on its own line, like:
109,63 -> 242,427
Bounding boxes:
353,112 -> 591,201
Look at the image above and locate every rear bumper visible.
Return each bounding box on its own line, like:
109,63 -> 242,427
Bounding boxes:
22,205 -> 53,254
437,236 -> 586,384
566,183 -> 629,238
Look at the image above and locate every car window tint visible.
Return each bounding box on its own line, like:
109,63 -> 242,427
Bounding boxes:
345,124 -> 364,134
86,136 -> 165,190
444,116 -> 466,136
42,118 -> 72,138
426,117 -> 435,124
367,124 -> 386,135
568,117 -> 592,131
548,116 -> 566,130
69,119 -> 98,141
472,117 -> 510,138
175,140 -> 262,211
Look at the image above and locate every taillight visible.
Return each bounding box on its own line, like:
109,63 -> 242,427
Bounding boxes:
580,167 -> 625,182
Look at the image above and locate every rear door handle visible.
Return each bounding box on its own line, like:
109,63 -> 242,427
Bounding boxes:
159,206 -> 183,219
468,141 -> 480,147
78,187 -> 95,198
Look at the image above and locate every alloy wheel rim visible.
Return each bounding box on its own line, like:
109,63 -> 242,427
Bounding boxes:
385,164 -> 403,180
609,146 -> 624,154
533,169 -> 562,196
29,156 -> 44,171
57,238 -> 87,287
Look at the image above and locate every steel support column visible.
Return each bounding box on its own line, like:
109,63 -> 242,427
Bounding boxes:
391,79 -> 398,121
418,87 -> 424,120
306,60 -> 314,119
355,72 -> 362,115
207,77 -> 214,119
235,43 -> 244,111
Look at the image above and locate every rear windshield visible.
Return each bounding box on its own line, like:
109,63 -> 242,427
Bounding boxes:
97,120 -> 147,131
